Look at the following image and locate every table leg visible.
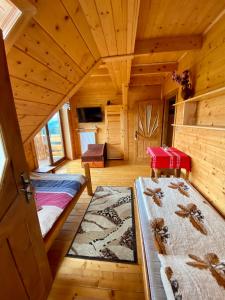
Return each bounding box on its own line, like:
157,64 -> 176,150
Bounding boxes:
150,168 -> 154,177
153,168 -> 161,178
175,169 -> 181,177
186,170 -> 190,180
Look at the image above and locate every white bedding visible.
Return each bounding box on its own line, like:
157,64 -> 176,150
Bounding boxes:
37,206 -> 63,238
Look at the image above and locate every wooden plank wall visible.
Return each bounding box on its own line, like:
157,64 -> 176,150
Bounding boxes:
69,77 -> 122,157
163,14 -> 225,216
23,141 -> 38,171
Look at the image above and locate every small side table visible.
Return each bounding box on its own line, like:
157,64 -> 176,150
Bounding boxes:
147,147 -> 191,179
34,165 -> 56,174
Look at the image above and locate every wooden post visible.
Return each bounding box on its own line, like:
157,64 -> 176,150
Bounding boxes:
84,163 -> 93,196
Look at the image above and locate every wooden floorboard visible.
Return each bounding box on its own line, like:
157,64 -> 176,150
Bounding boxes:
48,159 -> 150,300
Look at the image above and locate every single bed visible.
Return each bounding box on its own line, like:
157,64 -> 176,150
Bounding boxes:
31,163 -> 93,252
135,177 -> 225,300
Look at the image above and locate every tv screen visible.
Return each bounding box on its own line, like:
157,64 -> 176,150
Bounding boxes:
77,107 -> 103,123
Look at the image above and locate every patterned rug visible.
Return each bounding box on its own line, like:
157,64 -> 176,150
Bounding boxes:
67,186 -> 137,263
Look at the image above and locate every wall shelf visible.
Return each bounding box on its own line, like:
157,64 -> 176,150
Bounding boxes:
172,124 -> 225,131
173,86 -> 225,106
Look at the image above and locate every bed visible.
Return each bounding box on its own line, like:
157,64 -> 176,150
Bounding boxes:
135,177 -> 225,300
31,163 -> 93,252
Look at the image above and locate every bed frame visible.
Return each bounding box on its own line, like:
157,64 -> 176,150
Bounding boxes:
43,163 -> 93,252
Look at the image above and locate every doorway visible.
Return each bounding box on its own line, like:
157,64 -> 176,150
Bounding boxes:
162,91 -> 177,147
135,99 -> 163,163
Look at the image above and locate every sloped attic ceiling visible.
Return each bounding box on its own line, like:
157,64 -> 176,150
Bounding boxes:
6,0 -> 140,143
4,0 -> 225,144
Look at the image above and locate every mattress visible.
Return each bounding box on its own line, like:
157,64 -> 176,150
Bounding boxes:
135,179 -> 167,300
31,172 -> 86,238
135,177 -> 225,300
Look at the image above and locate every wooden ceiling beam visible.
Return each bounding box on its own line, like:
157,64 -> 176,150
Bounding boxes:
90,68 -> 109,77
130,75 -> 164,86
135,35 -> 202,55
131,62 -> 178,75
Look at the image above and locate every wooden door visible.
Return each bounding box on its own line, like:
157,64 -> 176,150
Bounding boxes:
105,105 -> 124,159
135,100 -> 163,162
0,32 -> 52,299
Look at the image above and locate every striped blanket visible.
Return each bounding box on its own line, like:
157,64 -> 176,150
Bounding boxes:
31,172 -> 86,237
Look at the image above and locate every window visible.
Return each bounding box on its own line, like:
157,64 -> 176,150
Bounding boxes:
0,0 -> 22,39
34,112 -> 65,167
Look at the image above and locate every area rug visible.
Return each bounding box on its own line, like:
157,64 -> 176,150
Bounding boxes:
67,186 -> 137,263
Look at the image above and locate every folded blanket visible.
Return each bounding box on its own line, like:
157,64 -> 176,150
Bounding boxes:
158,254 -> 225,300
31,172 -> 86,237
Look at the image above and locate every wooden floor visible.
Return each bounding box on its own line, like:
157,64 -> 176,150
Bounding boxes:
47,159 -> 150,300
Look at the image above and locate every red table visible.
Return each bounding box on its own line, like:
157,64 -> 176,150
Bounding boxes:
147,147 -> 191,178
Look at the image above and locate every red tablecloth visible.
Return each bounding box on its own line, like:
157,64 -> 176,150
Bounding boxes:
147,147 -> 191,171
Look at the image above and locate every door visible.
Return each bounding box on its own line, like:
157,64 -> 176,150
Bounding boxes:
0,32 -> 52,299
135,100 -> 163,162
162,92 -> 177,147
105,105 -> 124,159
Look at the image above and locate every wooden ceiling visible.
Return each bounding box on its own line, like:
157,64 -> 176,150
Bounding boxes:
4,0 -> 225,143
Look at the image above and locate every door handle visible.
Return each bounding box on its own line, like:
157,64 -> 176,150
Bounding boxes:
20,172 -> 33,202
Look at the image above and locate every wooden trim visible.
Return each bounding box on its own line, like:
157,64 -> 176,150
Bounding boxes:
23,59 -> 102,145
102,54 -> 134,62
172,124 -> 225,131
83,163 -> 93,196
173,85 -> 225,106
122,85 -> 129,160
76,127 -> 98,133
82,161 -> 104,168
5,0 -> 36,54
45,123 -> 54,165
134,185 -> 151,300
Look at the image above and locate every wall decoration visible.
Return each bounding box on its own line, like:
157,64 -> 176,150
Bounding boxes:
172,70 -> 194,100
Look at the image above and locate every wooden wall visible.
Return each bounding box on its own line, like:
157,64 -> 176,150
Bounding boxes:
69,77 -> 162,160
69,77 -> 122,157
23,141 -> 38,171
163,14 -> 225,216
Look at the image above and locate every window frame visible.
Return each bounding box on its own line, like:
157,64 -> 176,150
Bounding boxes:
35,110 -> 66,167
4,0 -> 36,54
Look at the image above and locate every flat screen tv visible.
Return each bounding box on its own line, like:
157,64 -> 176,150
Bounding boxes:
77,107 -> 103,123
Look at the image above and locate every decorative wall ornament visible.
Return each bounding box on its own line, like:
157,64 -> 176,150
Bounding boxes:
135,103 -> 159,139
172,70 -> 194,100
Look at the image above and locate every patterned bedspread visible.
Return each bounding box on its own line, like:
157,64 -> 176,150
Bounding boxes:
136,177 -> 225,300
31,172 -> 86,237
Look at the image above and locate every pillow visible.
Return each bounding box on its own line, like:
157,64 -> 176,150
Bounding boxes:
158,254 -> 225,300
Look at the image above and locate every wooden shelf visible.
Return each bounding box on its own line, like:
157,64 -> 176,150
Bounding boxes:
172,124 -> 225,131
173,86 -> 225,106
